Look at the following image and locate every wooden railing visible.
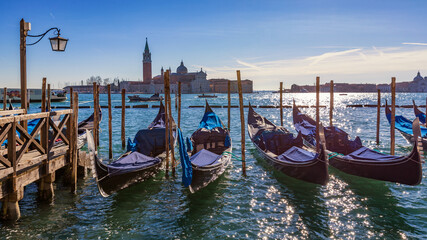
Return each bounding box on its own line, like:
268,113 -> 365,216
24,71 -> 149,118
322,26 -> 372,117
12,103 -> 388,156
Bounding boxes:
0,109 -> 76,192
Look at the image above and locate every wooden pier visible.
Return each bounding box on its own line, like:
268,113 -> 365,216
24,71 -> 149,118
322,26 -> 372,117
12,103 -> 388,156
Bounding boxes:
0,108 -> 91,221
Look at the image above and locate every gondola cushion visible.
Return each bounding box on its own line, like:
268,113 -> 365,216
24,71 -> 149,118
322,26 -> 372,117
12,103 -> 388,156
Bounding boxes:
190,149 -> 221,167
134,128 -> 170,156
343,147 -> 404,161
108,152 -> 160,175
277,146 -> 317,163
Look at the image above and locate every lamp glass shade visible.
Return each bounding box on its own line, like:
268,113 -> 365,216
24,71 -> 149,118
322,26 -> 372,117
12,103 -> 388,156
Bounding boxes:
49,36 -> 68,51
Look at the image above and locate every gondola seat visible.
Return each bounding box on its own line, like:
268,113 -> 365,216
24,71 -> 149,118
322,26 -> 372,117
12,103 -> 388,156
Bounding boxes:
343,147 -> 405,162
108,152 -> 161,175
190,149 -> 221,167
277,146 -> 317,163
191,127 -> 229,155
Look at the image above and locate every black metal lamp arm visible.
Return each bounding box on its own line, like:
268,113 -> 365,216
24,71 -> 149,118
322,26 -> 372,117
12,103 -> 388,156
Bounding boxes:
27,27 -> 61,46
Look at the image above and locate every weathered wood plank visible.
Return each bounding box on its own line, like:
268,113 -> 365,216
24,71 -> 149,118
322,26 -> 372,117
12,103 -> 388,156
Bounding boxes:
0,109 -> 25,116
14,112 -> 49,122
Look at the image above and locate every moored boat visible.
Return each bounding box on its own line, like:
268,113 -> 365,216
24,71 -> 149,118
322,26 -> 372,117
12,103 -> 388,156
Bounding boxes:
128,93 -> 163,102
386,100 -> 427,150
177,101 -> 231,193
197,93 -> 217,98
294,102 -> 423,185
248,104 -> 328,185
89,102 -> 175,197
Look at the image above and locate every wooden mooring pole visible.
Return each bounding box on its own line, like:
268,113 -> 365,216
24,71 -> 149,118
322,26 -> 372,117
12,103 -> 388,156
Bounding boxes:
178,81 -> 181,128
175,91 -> 178,109
391,77 -> 396,155
71,92 -> 79,193
121,88 -> 126,149
237,70 -> 246,176
329,80 -> 333,127
376,89 -> 381,145
47,84 -> 51,112
167,79 -> 176,175
93,83 -> 98,150
41,78 -> 46,112
108,84 -> 112,159
228,80 -> 231,130
3,87 -> 6,110
280,82 -> 283,126
164,70 -> 170,176
96,84 -> 100,147
316,76 -> 320,150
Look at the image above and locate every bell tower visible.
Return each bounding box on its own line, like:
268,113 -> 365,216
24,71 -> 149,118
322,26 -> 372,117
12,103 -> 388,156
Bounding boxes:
143,38 -> 152,83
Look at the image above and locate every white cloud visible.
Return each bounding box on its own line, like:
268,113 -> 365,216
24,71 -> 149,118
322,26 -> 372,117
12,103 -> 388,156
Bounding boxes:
199,45 -> 427,89
402,42 -> 427,46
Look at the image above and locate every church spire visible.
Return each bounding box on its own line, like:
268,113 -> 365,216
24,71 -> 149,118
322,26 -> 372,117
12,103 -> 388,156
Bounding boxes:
143,38 -> 151,63
144,37 -> 150,53
142,37 -> 152,82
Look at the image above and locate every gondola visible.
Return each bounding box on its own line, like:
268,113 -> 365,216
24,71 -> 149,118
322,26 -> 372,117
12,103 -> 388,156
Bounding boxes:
247,104 -> 328,185
89,102 -> 175,197
294,102 -> 423,186
412,100 -> 426,125
386,100 -> 427,149
177,102 -> 231,193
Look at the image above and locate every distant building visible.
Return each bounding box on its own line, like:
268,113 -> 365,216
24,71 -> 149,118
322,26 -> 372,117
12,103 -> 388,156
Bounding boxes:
407,71 -> 427,92
120,38 -> 253,94
209,79 -> 253,93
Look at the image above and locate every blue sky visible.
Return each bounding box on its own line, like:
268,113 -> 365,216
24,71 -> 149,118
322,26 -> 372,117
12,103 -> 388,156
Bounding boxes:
1,0 -> 427,90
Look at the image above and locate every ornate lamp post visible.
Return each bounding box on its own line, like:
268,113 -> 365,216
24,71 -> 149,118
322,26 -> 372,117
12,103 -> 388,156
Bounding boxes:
20,18 -> 68,127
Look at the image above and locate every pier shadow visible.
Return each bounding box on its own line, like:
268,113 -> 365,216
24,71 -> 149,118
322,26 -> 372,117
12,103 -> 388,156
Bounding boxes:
251,149 -> 331,238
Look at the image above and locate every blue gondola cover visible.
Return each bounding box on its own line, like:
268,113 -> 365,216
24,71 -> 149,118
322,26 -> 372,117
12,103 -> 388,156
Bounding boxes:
198,111 -> 223,130
386,111 -> 427,137
178,128 -> 193,187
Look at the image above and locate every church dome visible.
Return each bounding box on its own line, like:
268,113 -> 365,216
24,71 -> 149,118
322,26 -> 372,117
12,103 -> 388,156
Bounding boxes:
176,60 -> 188,74
414,71 -> 424,81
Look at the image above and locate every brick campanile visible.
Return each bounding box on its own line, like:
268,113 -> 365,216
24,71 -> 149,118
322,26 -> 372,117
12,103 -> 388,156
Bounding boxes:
143,38 -> 152,82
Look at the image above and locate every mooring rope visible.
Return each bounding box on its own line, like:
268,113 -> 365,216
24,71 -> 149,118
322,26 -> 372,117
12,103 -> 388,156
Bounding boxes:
327,152 -> 344,160
222,151 -> 243,161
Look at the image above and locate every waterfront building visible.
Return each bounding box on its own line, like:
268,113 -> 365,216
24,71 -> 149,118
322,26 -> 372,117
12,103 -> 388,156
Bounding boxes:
120,38 -> 253,94
408,71 -> 427,92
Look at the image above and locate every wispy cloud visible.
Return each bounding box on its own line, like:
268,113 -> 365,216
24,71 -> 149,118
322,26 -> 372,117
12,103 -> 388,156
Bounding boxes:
306,48 -> 361,65
402,42 -> 427,46
199,45 -> 427,89
49,12 -> 55,19
236,59 -> 261,70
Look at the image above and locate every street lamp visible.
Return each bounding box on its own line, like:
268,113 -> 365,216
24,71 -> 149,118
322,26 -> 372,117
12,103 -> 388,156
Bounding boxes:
20,18 -> 68,128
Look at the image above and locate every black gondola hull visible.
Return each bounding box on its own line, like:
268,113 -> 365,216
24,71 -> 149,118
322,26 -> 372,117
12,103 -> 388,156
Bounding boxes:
93,155 -> 164,197
253,144 -> 329,185
329,145 -> 422,185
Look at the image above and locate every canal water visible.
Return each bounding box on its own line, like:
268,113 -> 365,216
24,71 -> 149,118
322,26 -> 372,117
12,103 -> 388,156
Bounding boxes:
0,92 -> 426,239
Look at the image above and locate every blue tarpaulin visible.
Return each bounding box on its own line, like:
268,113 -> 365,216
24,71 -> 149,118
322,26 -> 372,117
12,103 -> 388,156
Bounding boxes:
386,111 -> 427,137
198,111 -> 223,130
415,112 -> 426,124
178,128 -> 192,187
